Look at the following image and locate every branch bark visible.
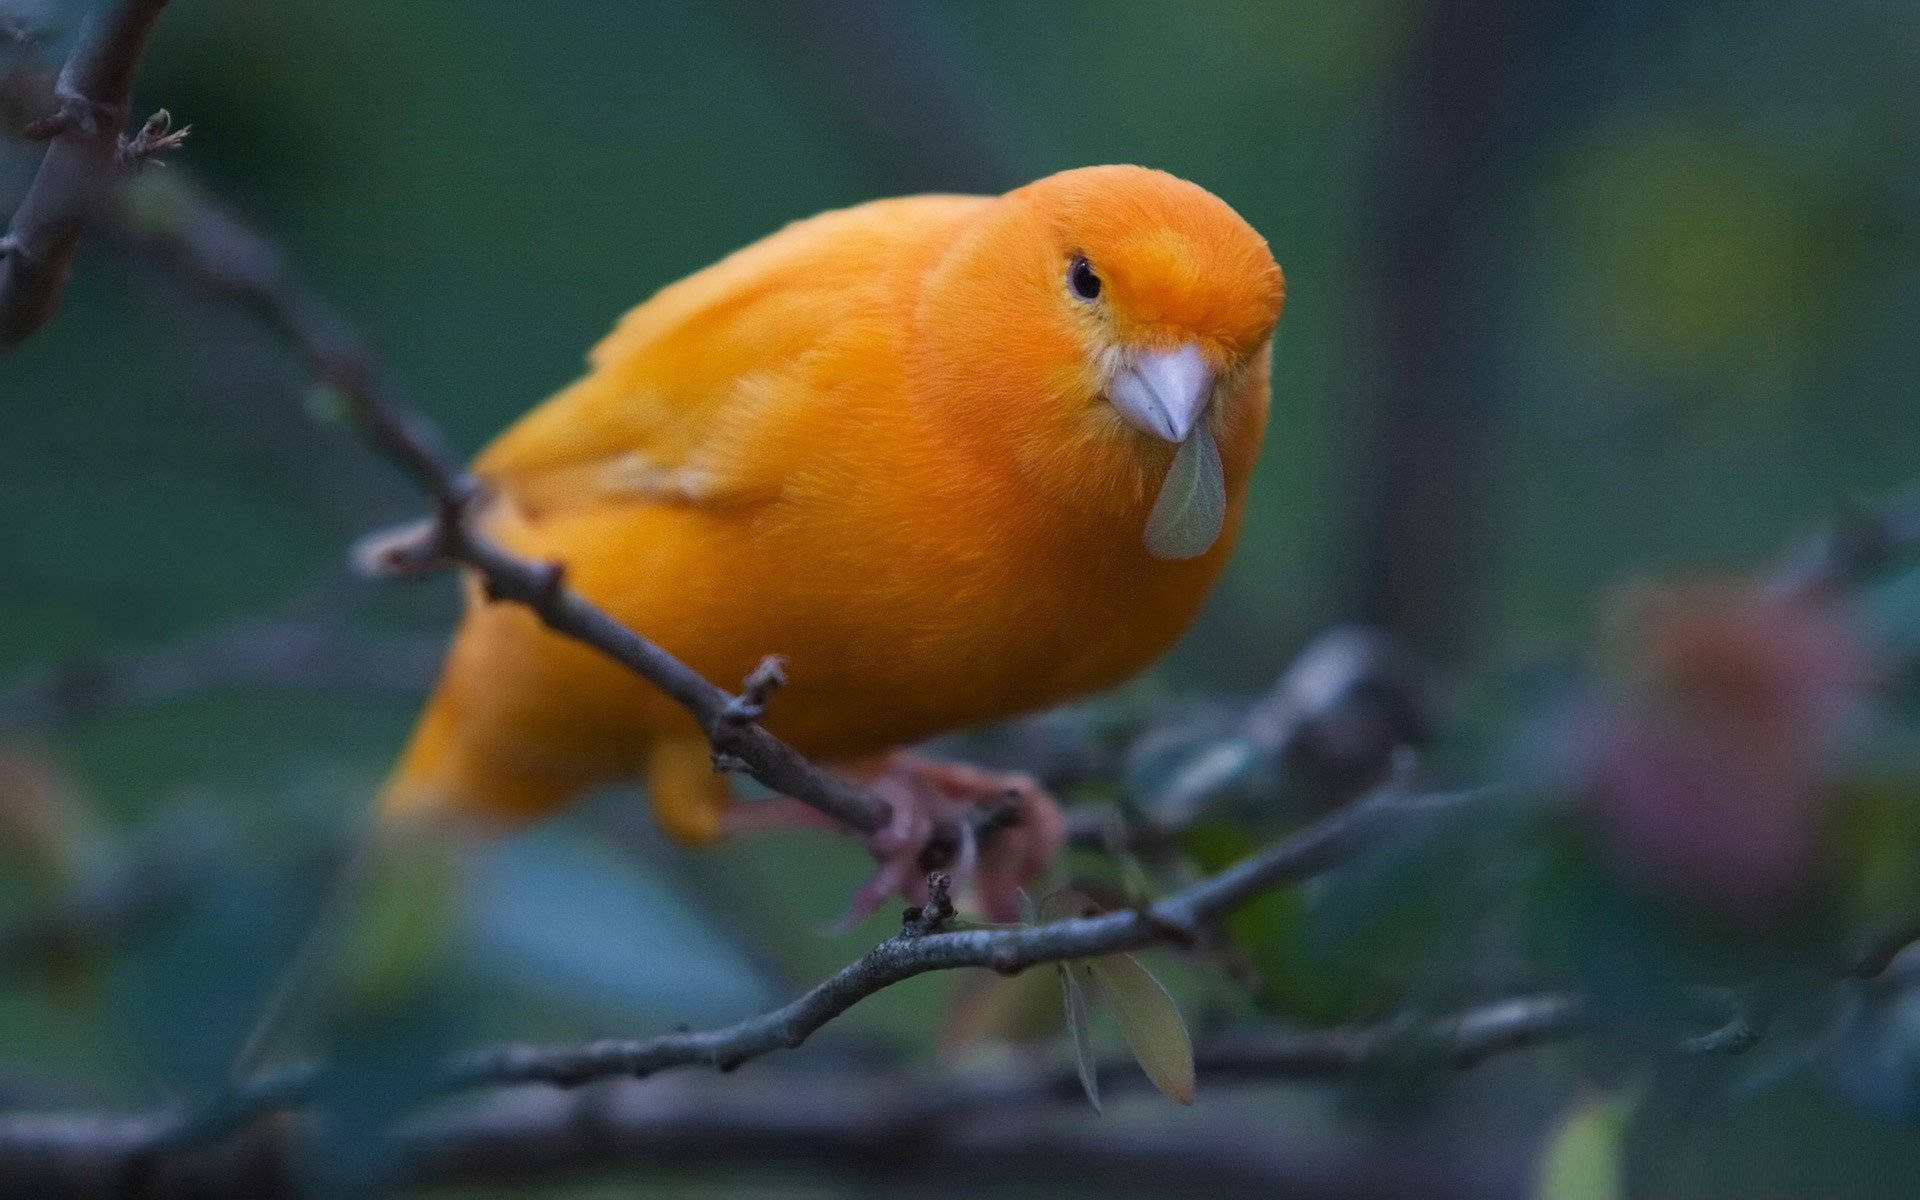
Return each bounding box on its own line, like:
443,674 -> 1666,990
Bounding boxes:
0,0 -> 170,349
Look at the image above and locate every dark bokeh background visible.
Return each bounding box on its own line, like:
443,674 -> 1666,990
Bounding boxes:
5,2 -> 1920,1197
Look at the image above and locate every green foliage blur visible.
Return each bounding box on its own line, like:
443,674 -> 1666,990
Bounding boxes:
5,1 -> 1920,1197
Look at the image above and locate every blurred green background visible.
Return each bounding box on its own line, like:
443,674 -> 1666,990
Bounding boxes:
4,1 -> 1920,1196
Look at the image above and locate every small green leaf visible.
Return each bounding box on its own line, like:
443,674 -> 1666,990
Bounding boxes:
1089,953 -> 1195,1105
1060,961 -> 1101,1113
1536,1092 -> 1630,1200
1143,420 -> 1226,560
339,832 -> 460,1011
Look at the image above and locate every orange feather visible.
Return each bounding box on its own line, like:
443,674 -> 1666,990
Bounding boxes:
382,166 -> 1284,844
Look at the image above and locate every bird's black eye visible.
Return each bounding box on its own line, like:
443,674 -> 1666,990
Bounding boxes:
1068,255 -> 1101,301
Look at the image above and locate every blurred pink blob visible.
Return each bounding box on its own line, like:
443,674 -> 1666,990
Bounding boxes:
1578,580 -> 1871,922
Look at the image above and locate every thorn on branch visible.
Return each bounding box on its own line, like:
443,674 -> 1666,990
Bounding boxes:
710,656 -> 788,773
1,0 -> 174,349
350,517 -> 450,578
119,106 -> 187,167
21,94 -> 94,140
722,655 -> 788,726
901,873 -> 955,936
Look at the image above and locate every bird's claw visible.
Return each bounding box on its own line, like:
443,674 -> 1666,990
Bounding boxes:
731,755 -> 1067,931
832,756 -> 1065,929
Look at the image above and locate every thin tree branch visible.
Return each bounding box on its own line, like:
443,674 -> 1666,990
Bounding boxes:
439,787 -> 1469,1091
114,175 -> 899,839
0,0 -> 171,348
122,781 -> 1468,1170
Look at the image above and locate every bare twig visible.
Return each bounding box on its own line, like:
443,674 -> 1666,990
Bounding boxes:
129,780 -> 1468,1169
114,177 -> 902,840
0,0 -> 170,348
435,785 -> 1467,1091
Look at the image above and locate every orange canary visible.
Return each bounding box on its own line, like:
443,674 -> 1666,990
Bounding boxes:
381,165 -> 1282,911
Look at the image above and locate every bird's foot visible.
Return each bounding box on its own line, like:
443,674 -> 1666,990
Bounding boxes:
721,754 -> 1066,928
841,755 -> 1066,929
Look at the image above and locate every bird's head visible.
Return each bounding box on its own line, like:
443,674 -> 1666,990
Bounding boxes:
914,165 -> 1283,560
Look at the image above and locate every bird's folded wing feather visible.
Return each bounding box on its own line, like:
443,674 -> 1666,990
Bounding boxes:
472,195 -> 987,523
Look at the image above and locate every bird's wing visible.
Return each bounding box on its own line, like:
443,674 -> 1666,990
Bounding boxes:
473,195 -> 987,522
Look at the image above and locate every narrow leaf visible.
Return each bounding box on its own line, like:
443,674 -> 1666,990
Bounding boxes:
1059,961 -> 1101,1113
1089,953 -> 1195,1105
1143,420 -> 1226,560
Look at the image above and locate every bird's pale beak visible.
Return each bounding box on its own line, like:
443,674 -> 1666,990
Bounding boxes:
1109,343 -> 1213,443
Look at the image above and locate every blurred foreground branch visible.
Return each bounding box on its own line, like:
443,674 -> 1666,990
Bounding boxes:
1,987 -> 1794,1199
0,1063 -> 1534,1200
1,989 -> 1601,1198
0,0 -> 172,349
